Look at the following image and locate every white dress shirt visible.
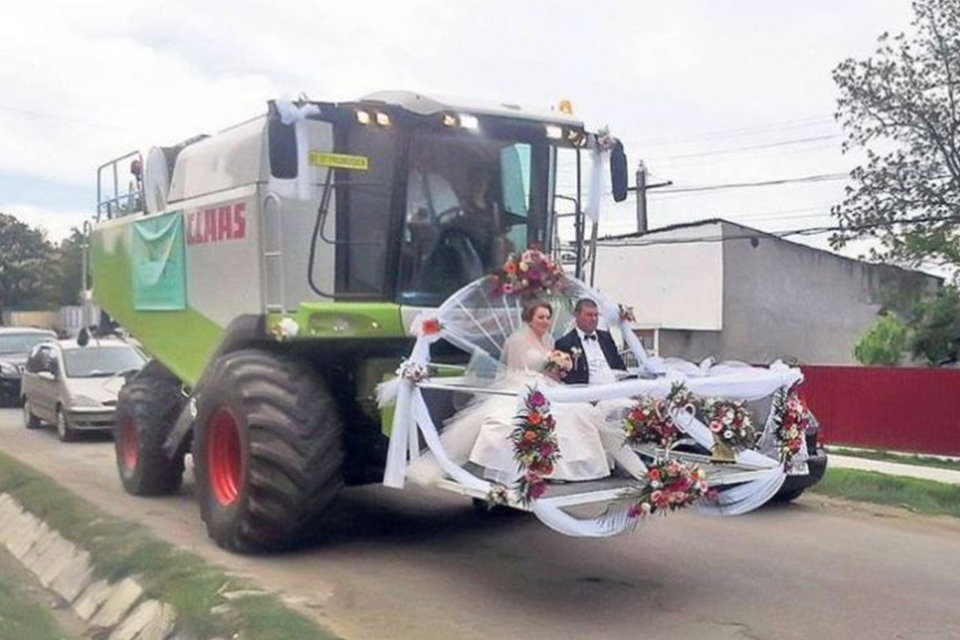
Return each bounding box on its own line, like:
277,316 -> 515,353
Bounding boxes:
577,328 -> 616,384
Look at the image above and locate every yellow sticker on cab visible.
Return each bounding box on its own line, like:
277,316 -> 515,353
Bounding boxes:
308,151 -> 369,171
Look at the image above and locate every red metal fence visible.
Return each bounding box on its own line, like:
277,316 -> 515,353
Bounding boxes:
800,365 -> 960,456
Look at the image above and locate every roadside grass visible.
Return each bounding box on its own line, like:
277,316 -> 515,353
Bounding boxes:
0,555 -> 77,640
0,449 -> 340,640
810,468 -> 960,519
827,445 -> 960,472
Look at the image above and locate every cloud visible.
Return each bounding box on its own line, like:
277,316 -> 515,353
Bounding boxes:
0,203 -> 88,243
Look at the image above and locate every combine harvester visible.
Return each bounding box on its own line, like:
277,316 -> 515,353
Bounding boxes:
89,91 -> 826,550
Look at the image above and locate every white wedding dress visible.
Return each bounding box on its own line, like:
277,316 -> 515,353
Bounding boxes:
407,324 -> 611,486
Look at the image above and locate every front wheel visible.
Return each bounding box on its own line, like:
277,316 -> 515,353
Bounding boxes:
193,350 -> 344,552
56,407 -> 76,442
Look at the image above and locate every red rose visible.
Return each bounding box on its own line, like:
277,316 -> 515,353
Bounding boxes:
421,318 -> 442,336
529,482 -> 546,499
529,391 -> 546,408
528,411 -> 542,426
523,430 -> 537,443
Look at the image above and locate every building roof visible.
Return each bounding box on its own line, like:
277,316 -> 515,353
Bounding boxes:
598,217 -> 943,282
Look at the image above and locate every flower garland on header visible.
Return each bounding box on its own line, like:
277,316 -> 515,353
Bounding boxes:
487,249 -> 568,298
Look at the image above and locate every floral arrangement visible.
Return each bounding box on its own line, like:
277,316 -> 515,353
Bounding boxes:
595,126 -> 617,152
485,482 -> 510,509
666,383 -> 704,414
624,458 -> 714,518
488,249 -> 567,297
771,387 -> 812,466
618,303 -> 636,323
704,399 -> 756,458
397,361 -> 430,384
420,317 -> 442,336
622,396 -> 680,449
543,349 -> 573,379
512,388 -> 561,504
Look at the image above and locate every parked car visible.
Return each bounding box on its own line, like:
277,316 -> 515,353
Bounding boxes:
0,327 -> 58,406
21,338 -> 147,441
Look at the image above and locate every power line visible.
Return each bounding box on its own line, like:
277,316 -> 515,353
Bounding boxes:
628,114 -> 836,148
649,172 -> 849,197
646,134 -> 840,162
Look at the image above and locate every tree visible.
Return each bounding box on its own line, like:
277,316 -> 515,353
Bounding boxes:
853,313 -> 911,365
910,285 -> 960,363
0,213 -> 58,317
830,0 -> 960,270
56,228 -> 86,306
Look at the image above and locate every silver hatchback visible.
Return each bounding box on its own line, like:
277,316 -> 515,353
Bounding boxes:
21,339 -> 146,441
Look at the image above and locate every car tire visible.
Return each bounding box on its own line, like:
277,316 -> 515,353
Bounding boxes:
193,349 -> 344,553
114,361 -> 185,495
22,399 -> 41,429
56,407 -> 76,442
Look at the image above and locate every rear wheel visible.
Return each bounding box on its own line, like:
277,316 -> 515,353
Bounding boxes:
114,361 -> 185,495
193,349 -> 343,552
22,399 -> 41,429
56,407 -> 76,442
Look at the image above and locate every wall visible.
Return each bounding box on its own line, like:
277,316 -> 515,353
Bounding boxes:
594,222 -> 724,331
1,311 -> 59,330
720,222 -> 940,365
801,365 -> 960,456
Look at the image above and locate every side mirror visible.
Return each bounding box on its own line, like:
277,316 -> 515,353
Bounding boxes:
610,141 -> 628,203
77,327 -> 90,347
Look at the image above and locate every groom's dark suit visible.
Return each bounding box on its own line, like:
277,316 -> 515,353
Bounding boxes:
555,328 -> 625,385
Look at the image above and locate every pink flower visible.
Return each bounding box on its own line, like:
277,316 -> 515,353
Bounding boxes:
529,391 -> 546,408
529,482 -> 546,500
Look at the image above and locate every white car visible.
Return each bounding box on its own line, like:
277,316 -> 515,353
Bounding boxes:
21,338 -> 147,441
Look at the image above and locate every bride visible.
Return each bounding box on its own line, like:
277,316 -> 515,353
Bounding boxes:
408,300 -> 611,485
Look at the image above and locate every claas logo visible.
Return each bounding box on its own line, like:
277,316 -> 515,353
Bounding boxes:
186,202 -> 247,246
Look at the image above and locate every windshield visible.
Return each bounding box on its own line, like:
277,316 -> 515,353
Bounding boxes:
62,345 -> 146,378
0,333 -> 53,355
398,131 -> 550,306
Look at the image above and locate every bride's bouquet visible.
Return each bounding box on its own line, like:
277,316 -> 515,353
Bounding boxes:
542,350 -> 574,379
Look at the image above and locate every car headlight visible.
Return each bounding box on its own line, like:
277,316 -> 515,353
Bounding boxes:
70,395 -> 103,408
0,362 -> 18,376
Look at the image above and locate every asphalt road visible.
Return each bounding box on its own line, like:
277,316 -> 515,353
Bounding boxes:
1,408 -> 959,640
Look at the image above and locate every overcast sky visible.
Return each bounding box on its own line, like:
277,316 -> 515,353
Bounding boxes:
0,0 -> 916,260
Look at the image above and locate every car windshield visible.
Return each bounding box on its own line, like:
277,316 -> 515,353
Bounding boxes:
0,333 -> 53,355
62,345 -> 146,378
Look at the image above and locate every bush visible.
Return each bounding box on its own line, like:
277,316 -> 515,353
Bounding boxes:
853,313 -> 910,365
911,286 -> 960,365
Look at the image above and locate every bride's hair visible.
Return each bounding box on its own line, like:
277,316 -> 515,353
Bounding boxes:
521,300 -> 553,323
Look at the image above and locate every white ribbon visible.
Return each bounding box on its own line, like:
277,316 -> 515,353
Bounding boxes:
583,148 -> 609,224
275,100 -> 321,201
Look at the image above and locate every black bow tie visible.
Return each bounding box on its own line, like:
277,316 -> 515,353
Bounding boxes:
583,333 -> 597,341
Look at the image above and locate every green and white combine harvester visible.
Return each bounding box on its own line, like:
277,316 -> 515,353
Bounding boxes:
90,91 -> 826,550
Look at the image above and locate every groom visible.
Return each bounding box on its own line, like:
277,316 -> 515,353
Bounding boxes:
555,298 -> 626,385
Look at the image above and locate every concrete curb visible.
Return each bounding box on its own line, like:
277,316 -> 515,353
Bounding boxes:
0,492 -> 178,640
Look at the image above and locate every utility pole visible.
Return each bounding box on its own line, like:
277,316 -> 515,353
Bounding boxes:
632,161 -> 672,234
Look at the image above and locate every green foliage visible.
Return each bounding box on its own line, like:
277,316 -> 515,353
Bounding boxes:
0,213 -> 86,316
910,285 -> 960,364
853,312 -> 911,365
830,0 -> 960,269
0,213 -> 59,313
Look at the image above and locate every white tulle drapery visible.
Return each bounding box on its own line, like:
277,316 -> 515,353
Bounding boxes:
379,274 -> 810,535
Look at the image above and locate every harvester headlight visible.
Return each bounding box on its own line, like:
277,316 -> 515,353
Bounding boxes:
356,110 -> 372,125
458,114 -> 479,130
375,112 -> 391,126
545,124 -> 563,140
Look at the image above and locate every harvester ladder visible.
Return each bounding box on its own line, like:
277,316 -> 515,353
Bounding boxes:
261,193 -> 286,313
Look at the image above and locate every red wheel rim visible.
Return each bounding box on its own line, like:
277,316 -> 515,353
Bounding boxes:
206,408 -> 243,506
119,417 -> 138,470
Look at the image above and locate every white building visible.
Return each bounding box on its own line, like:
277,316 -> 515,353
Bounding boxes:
592,219 -> 941,365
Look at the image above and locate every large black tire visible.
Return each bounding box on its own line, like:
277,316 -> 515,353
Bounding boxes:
192,349 -> 343,552
114,361 -> 186,495
56,406 -> 77,442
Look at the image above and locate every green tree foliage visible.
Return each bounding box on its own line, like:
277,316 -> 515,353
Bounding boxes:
854,313 -> 911,365
830,0 -> 960,269
910,285 -> 960,364
0,213 -> 58,314
56,228 -> 86,306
